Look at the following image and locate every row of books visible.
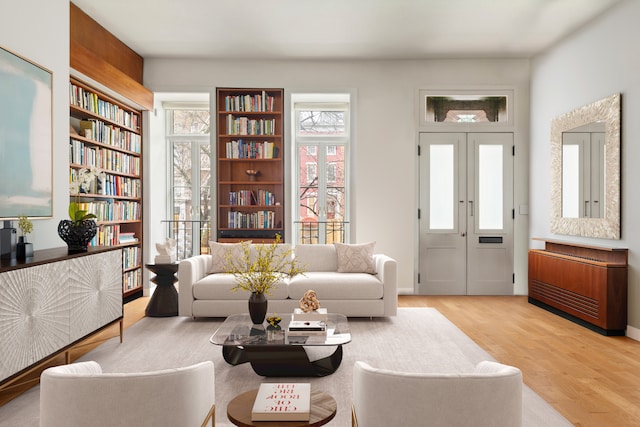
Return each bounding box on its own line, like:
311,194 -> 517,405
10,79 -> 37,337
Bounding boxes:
228,190 -> 277,206
225,115 -> 276,136
70,139 -> 141,176
70,169 -> 141,198
224,139 -> 279,159
224,91 -> 275,113
88,224 -> 140,247
123,246 -> 141,270
123,268 -> 142,291
73,200 -> 141,222
70,83 -> 140,130
227,210 -> 276,229
77,119 -> 141,153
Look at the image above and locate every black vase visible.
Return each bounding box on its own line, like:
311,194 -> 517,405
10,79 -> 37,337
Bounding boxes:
57,219 -> 98,253
248,292 -> 268,324
16,236 -> 33,260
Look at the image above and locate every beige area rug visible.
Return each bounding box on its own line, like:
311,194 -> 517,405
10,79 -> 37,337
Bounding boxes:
0,308 -> 572,426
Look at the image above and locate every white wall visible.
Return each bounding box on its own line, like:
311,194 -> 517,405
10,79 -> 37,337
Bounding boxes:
0,0 -> 69,250
144,58 -> 531,293
530,0 -> 640,331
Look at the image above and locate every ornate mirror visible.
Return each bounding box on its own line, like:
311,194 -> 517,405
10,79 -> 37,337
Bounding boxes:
550,93 -> 621,239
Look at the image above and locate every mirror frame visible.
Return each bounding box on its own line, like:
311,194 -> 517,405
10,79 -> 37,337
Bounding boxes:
550,93 -> 621,239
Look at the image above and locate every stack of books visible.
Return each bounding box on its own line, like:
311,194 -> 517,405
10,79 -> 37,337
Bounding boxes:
287,319 -> 327,336
291,308 -> 328,322
118,232 -> 138,244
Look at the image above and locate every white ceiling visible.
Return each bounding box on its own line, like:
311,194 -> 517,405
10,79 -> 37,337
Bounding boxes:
72,0 -> 622,60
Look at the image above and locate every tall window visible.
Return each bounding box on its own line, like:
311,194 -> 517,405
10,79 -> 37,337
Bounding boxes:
166,104 -> 211,259
293,94 -> 350,244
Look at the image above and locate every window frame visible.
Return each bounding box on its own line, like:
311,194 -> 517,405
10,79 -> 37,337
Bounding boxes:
291,94 -> 352,244
164,103 -> 211,258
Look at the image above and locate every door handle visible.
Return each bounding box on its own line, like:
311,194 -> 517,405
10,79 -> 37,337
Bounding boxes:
461,232 -> 466,237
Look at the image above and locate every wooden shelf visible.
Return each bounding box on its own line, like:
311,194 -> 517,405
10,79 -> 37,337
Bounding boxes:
70,77 -> 144,299
216,88 -> 285,243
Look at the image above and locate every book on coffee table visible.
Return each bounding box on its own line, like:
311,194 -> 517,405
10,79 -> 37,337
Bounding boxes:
251,383 -> 311,421
288,320 -> 326,331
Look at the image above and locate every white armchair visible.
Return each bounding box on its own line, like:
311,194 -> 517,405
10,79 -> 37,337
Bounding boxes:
352,360 -> 522,427
40,361 -> 215,427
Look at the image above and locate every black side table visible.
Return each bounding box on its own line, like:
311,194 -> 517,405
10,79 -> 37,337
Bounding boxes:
145,263 -> 179,317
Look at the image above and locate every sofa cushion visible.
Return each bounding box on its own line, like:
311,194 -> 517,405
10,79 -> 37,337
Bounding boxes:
288,272 -> 383,300
208,242 -> 246,274
334,242 -> 376,274
193,273 -> 290,300
293,244 -> 338,272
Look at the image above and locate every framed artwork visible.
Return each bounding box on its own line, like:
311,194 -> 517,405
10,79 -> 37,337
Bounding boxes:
0,45 -> 53,219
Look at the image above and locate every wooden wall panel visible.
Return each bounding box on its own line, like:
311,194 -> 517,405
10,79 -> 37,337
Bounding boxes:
70,3 -> 142,82
70,2 -> 153,110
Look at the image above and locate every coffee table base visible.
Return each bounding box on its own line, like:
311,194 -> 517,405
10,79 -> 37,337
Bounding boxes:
222,345 -> 343,377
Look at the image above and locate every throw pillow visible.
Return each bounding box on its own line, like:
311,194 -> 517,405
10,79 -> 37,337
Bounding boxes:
334,242 -> 376,274
208,241 -> 246,274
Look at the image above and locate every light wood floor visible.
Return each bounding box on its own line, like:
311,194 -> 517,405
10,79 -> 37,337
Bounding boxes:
110,295 -> 640,426
399,296 -> 640,427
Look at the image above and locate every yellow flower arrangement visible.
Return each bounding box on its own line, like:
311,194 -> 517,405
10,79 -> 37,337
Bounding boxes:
225,234 -> 305,295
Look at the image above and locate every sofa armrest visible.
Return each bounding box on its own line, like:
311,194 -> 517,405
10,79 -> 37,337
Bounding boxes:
178,255 -> 212,317
373,254 -> 398,316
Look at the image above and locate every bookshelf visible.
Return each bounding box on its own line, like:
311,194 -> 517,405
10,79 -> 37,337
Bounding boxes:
69,77 -> 143,301
216,88 -> 285,243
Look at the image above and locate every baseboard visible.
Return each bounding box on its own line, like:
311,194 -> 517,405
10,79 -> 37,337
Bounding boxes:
626,325 -> 640,342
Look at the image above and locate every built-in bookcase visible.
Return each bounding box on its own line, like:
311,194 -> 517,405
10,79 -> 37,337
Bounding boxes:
216,88 -> 285,243
69,77 -> 143,301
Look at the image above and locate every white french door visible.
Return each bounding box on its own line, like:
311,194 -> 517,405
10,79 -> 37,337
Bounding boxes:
418,132 -> 514,295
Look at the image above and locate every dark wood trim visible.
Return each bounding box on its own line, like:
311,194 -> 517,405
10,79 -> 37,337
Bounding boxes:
0,245 -> 122,273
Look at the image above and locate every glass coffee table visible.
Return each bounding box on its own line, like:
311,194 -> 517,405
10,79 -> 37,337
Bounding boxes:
210,313 -> 351,377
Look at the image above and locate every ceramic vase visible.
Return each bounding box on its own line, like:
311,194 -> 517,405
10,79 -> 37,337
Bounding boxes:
248,291 -> 268,324
57,219 -> 98,253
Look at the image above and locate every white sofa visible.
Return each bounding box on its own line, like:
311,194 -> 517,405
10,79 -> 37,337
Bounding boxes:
178,243 -> 397,318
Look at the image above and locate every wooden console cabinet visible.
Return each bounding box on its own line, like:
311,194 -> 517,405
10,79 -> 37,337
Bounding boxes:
0,247 -> 123,404
528,238 -> 628,335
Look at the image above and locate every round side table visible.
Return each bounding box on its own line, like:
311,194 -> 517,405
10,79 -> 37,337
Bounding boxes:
145,263 -> 179,317
227,388 -> 337,427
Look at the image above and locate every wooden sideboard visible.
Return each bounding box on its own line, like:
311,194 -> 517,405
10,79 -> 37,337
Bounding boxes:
528,238 -> 628,336
0,246 -> 123,404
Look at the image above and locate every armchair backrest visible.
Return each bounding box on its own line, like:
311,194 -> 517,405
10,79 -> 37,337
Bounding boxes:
40,361 -> 215,427
352,360 -> 522,427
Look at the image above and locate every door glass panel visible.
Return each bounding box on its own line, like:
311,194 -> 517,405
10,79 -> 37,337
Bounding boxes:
425,96 -> 508,123
429,144 -> 454,230
478,144 -> 503,230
